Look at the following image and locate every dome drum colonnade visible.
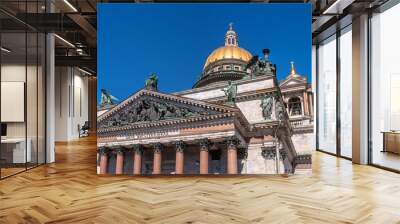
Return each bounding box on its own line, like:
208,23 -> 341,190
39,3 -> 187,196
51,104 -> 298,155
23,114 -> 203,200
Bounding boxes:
98,137 -> 241,175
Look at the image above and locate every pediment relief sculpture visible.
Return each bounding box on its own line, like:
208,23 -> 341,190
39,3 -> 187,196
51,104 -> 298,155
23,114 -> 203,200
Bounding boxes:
98,95 -> 220,129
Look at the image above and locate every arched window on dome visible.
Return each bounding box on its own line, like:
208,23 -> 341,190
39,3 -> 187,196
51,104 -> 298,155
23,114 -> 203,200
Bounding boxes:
288,97 -> 302,116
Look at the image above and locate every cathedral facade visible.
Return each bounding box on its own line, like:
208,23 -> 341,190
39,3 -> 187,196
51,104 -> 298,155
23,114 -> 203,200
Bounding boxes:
97,25 -> 313,175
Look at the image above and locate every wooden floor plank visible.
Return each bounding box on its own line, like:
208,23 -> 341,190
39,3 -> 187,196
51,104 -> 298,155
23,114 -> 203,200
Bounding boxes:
0,136 -> 400,223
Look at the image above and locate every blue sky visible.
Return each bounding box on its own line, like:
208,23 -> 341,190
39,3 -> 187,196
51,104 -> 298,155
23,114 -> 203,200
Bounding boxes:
98,4 -> 311,102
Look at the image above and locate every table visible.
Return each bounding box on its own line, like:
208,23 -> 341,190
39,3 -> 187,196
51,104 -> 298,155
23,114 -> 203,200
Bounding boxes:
1,138 -> 31,163
382,131 -> 400,154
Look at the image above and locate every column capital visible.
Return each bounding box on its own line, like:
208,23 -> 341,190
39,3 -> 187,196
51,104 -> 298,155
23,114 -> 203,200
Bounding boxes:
226,136 -> 240,149
261,146 -> 276,160
153,143 -> 163,153
116,147 -> 124,155
199,138 -> 211,151
108,146 -> 120,156
174,140 -> 186,153
122,145 -> 134,151
133,144 -> 143,154
98,147 -> 108,155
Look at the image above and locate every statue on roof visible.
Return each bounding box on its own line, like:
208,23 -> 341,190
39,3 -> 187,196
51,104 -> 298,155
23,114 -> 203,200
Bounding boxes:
245,55 -> 260,73
145,73 -> 158,91
100,89 -> 118,108
222,81 -> 237,104
245,49 -> 275,78
258,48 -> 274,73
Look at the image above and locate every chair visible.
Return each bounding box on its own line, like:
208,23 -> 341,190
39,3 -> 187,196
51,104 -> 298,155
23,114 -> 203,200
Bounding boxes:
79,121 -> 90,138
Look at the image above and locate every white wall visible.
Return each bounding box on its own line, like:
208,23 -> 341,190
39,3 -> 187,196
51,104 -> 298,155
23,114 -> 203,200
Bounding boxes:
1,65 -> 26,142
1,62 -> 47,164
55,67 -> 89,141
1,65 -> 39,138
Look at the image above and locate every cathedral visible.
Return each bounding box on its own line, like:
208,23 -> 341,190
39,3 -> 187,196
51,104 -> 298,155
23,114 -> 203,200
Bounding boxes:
97,24 -> 313,175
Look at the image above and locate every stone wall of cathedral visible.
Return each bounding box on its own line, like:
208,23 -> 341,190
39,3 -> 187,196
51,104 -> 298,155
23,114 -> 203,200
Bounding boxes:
291,133 -> 315,155
174,76 -> 314,174
236,100 -> 266,123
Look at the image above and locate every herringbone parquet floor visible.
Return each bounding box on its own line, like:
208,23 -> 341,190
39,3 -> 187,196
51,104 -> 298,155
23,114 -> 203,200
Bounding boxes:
1,136 -> 400,224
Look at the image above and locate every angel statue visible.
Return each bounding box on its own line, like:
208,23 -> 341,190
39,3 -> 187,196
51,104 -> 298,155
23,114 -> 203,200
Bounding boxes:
260,93 -> 274,120
100,89 -> 119,108
145,73 -> 158,91
222,81 -> 237,104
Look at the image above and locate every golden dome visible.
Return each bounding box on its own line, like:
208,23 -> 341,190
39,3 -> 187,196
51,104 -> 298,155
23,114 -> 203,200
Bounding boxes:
204,46 -> 252,69
203,23 -> 252,69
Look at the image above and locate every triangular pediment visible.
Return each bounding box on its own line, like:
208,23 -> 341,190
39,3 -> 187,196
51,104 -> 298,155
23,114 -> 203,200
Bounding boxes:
98,89 -> 238,130
286,80 -> 299,85
279,76 -> 307,88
